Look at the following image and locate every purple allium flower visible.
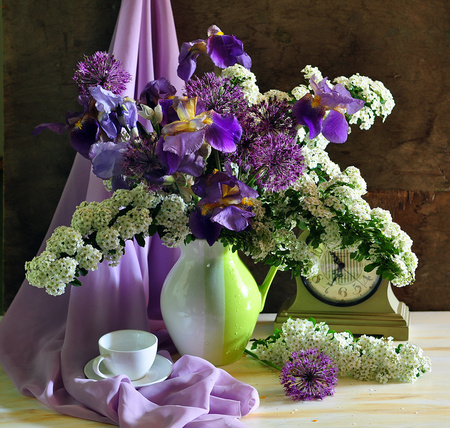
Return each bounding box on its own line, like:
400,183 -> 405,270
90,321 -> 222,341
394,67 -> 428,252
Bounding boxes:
245,132 -> 305,192
185,72 -> 247,116
280,349 -> 338,401
241,99 -> 297,138
73,51 -> 131,96
229,99 -> 297,167
121,135 -> 167,188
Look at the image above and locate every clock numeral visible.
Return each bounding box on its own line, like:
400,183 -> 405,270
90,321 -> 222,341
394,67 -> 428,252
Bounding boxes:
338,287 -> 348,298
353,284 -> 362,295
310,274 -> 323,284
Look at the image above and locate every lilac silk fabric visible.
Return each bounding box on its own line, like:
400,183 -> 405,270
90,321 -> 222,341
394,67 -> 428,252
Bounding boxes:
0,1 -> 259,426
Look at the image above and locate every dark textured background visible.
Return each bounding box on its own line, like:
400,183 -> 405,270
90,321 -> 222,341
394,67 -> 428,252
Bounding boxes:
2,0 -> 449,312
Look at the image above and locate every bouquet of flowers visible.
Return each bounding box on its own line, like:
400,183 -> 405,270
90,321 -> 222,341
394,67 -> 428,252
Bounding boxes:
26,25 -> 417,297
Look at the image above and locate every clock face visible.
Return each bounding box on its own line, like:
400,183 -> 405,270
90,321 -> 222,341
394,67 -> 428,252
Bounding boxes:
302,247 -> 382,307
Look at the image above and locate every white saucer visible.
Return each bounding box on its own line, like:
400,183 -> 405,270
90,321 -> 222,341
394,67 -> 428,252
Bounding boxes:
84,354 -> 173,387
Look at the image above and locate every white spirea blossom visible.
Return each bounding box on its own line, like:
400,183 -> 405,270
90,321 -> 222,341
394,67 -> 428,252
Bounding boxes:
75,245 -> 102,271
291,85 -> 309,101
252,318 -> 431,383
71,202 -> 94,235
262,89 -> 292,102
131,184 -> 162,209
221,64 -> 260,105
96,227 -> 121,252
333,73 -> 395,123
302,65 -> 323,83
46,226 -> 83,256
156,194 -> 190,247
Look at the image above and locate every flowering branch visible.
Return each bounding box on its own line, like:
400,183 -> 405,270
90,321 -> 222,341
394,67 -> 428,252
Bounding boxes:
250,318 -> 431,384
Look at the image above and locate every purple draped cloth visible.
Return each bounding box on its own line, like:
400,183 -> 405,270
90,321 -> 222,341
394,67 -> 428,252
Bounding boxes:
0,1 -> 259,426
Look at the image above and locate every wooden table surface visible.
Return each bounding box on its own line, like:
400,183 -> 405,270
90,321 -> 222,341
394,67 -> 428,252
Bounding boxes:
1,312 -> 449,427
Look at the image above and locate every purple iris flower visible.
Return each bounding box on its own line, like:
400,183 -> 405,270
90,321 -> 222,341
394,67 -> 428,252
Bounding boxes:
293,76 -> 364,144
160,97 -> 242,174
177,25 -> 252,81
139,77 -> 177,108
189,168 -> 258,245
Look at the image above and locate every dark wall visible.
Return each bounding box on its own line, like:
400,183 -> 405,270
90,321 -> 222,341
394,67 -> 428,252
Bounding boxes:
3,1 -> 449,311
2,0 -> 121,308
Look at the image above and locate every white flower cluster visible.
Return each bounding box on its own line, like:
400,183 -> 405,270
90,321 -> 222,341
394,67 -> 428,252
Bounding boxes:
221,64 -> 260,105
252,318 -> 431,383
25,183 -> 190,295
155,194 -> 190,247
301,65 -> 324,83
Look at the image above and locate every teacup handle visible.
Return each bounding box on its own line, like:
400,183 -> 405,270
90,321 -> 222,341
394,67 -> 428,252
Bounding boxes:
92,355 -> 112,379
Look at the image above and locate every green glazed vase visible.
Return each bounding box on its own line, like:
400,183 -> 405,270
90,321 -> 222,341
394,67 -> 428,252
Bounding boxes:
160,239 -> 277,366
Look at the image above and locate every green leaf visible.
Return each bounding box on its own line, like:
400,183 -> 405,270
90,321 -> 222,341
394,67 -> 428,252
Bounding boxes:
70,278 -> 82,287
78,268 -> 89,277
364,262 -> 379,273
135,233 -> 146,247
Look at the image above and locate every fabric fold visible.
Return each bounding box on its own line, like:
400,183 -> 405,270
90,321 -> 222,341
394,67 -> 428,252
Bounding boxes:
0,1 -> 259,426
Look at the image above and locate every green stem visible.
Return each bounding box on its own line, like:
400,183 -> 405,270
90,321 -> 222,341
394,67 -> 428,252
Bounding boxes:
214,150 -> 222,171
244,349 -> 282,371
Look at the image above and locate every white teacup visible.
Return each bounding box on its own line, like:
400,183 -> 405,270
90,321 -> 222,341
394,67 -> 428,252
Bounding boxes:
93,329 -> 158,380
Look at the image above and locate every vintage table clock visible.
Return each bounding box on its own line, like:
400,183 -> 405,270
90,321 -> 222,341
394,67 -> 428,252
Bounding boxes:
275,246 -> 410,340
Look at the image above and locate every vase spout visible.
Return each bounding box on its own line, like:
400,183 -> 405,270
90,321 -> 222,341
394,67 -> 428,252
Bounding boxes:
258,265 -> 279,312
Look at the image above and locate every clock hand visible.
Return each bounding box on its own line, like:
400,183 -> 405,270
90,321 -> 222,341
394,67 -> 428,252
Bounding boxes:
330,251 -> 366,287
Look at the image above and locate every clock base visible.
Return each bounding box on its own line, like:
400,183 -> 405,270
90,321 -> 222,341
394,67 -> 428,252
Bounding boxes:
275,278 -> 410,340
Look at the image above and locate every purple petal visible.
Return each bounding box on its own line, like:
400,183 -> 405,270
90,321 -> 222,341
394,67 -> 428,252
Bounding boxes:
205,112 -> 242,153
292,95 -> 325,139
69,116 -> 100,158
210,205 -> 254,232
206,34 -> 244,69
236,52 -> 252,69
163,130 -> 205,157
90,141 -> 126,179
332,84 -> 364,114
177,40 -> 205,81
189,209 -> 222,246
322,110 -> 349,144
98,113 -> 119,140
158,99 -> 178,127
139,77 -> 177,107
33,122 -> 69,136
89,85 -> 122,114
177,151 -> 205,177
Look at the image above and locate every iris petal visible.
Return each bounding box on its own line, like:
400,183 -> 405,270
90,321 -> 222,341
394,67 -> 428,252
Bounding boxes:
90,141 -> 126,179
69,116 -> 100,158
322,110 -> 349,144
163,130 -> 205,157
205,112 -> 242,152
292,95 -> 325,140
210,205 -> 254,232
206,34 -> 244,68
189,209 -> 222,246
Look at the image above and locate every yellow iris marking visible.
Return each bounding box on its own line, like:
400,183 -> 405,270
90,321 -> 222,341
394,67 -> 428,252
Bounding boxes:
74,119 -> 83,130
311,95 -> 322,109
